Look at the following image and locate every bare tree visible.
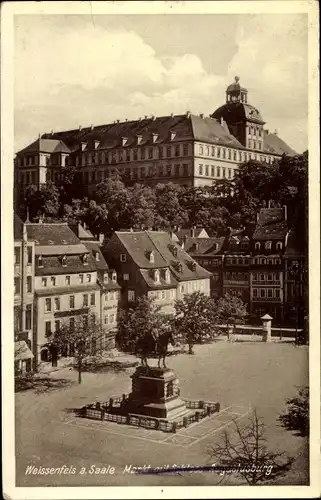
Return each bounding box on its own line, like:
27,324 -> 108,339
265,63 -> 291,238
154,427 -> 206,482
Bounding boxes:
46,314 -> 106,384
207,410 -> 293,485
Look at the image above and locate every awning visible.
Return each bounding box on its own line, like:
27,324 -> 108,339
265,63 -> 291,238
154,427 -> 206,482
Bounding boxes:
15,341 -> 34,361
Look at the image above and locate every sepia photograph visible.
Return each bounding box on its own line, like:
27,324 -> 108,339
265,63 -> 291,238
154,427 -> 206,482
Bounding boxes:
1,1 -> 320,499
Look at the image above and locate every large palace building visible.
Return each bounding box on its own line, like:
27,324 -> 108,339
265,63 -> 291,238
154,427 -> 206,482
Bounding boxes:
14,78 -> 296,195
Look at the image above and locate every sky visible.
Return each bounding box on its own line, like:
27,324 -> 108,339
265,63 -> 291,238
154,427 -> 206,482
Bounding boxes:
14,13 -> 308,153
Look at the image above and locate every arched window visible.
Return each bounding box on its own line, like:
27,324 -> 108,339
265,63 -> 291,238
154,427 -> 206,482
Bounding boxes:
276,242 -> 283,250
165,269 -> 171,284
154,269 -> 160,284
255,242 -> 261,250
265,241 -> 272,250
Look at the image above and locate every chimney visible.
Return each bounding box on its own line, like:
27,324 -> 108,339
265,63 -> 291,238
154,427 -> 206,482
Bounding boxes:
99,233 -> 104,245
117,119 -> 120,123
144,115 -> 148,119
79,125 -> 82,131
125,118 -> 128,122
90,124 -> 94,131
151,115 -> 156,120
171,113 -> 174,118
51,130 -> 54,136
186,111 -> 191,118
191,226 -> 196,237
220,117 -> 224,126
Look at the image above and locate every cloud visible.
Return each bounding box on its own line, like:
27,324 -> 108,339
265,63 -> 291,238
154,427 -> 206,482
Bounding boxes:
14,15 -> 308,153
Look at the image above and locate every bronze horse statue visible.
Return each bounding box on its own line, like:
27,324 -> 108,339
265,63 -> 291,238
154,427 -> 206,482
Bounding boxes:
135,329 -> 175,368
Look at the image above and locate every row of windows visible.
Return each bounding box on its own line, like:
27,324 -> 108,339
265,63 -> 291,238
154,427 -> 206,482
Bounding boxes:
253,257 -> 282,265
76,143 -> 190,167
198,144 -> 274,164
247,126 -> 263,138
180,280 -> 207,294
255,241 -> 283,250
198,164 -> 234,179
225,257 -> 250,266
224,272 -> 249,281
247,139 -> 263,151
14,247 -> 33,266
253,288 -> 281,299
103,313 -> 117,325
41,273 -> 93,288
14,276 -> 32,294
198,258 -> 221,267
252,272 -> 280,281
44,293 -> 96,312
149,289 -> 176,301
104,290 -> 120,301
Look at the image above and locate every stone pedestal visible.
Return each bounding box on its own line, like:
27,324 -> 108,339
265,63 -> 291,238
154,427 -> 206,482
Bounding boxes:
125,366 -> 188,420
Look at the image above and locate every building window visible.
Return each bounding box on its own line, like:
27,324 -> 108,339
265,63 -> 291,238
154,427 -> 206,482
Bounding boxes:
228,168 -> 232,179
267,289 -> 273,298
205,165 -> 209,176
69,295 -> 75,309
217,166 -> 220,178
45,298 -> 51,312
253,288 -> 258,298
255,242 -> 261,250
154,269 -> 160,284
175,145 -> 180,157
54,297 -> 60,311
211,146 -> 215,156
222,167 -> 226,178
148,148 -> 153,159
265,241 -> 272,250
103,273 -> 108,284
183,144 -> 188,156
123,274 -> 129,281
62,255 -> 67,267
199,145 -> 203,155
54,320 -> 60,332
120,254 -> 127,262
90,293 -> 95,306
42,277 -> 47,287
276,242 -> 283,250
199,164 -> 203,175
27,247 -> 33,265
112,272 -> 117,282
86,274 -> 91,283
217,148 -> 221,158
83,294 -> 88,307
260,289 -> 266,298
79,274 -> 84,284
49,276 -> 55,287
45,321 -> 51,336
128,290 -> 135,302
222,149 -> 226,159
65,276 -> 70,285
166,146 -> 171,157
14,248 -> 21,265
211,166 -> 215,177
69,317 -> 75,330
26,276 -> 32,293
275,289 -> 280,298
25,304 -> 32,330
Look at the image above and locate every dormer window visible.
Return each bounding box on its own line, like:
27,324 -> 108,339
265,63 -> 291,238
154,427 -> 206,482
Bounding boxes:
82,254 -> 89,265
95,251 -> 100,262
170,131 -> 176,141
81,142 -> 87,152
213,243 -> 218,251
190,261 -> 197,271
147,250 -> 155,263
94,140 -> 100,150
276,242 -> 283,250
176,262 -> 183,273
62,255 -> 67,267
137,135 -> 143,145
111,271 -> 117,282
165,269 -> 171,284
265,241 -> 272,250
170,245 -> 178,258
103,273 -> 109,283
38,255 -> 43,268
153,269 -> 160,284
122,137 -> 128,147
152,133 -> 159,143
255,242 -> 261,250
120,254 -> 127,262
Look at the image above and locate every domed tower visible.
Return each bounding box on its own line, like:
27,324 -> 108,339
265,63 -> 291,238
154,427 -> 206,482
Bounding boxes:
211,77 -> 265,151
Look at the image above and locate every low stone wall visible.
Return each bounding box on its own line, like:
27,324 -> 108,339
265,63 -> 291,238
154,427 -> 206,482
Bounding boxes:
78,397 -> 220,433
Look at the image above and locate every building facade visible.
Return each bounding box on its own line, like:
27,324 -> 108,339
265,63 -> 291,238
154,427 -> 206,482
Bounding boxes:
14,78 -> 296,198
14,215 -> 35,370
103,230 -> 211,315
25,222 -> 101,364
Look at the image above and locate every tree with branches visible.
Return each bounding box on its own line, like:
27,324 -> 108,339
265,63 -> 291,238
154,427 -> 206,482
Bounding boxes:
174,291 -> 219,354
216,293 -> 248,339
207,410 -> 294,485
46,314 -> 105,384
278,387 -> 309,437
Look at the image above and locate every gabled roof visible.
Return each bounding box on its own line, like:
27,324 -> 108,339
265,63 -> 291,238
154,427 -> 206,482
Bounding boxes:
114,231 -> 168,269
264,132 -> 297,156
17,138 -> 70,155
183,237 -> 225,256
146,231 -> 212,282
38,113 -> 245,152
34,254 -> 97,276
176,228 -> 209,241
26,223 -> 81,246
83,241 -> 109,271
68,223 -> 94,240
